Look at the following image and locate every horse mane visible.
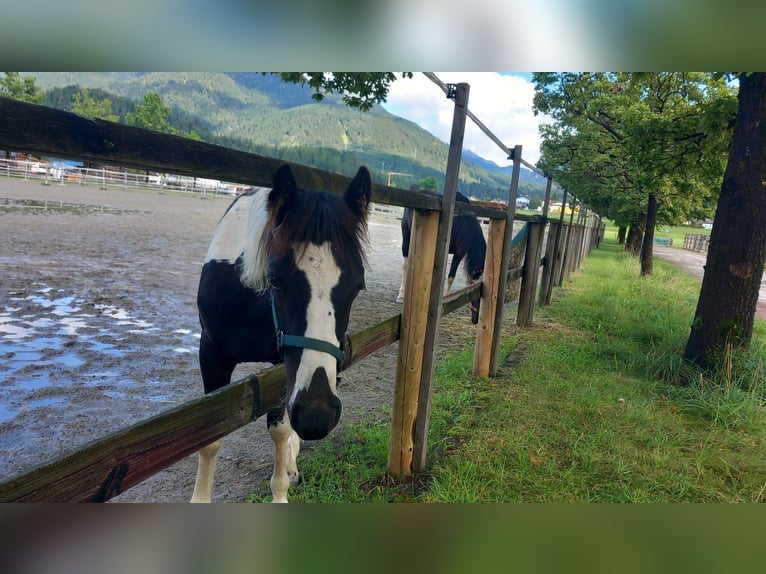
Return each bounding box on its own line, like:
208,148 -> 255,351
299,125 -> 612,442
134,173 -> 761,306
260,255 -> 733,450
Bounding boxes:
245,189 -> 368,290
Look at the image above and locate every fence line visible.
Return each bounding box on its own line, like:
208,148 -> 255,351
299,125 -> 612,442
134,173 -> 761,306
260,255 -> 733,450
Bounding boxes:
683,233 -> 710,252
0,88 -> 601,501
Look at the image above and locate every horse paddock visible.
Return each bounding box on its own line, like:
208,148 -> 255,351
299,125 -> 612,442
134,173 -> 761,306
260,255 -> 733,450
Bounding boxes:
0,176 -> 482,502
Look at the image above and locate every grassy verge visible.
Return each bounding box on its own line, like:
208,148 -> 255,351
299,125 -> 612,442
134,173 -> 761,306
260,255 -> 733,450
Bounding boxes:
601,219 -> 710,247
249,239 -> 766,503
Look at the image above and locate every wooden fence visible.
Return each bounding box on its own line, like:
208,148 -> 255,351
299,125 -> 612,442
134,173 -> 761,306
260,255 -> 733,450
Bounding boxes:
684,233 -> 710,252
0,84 -> 601,501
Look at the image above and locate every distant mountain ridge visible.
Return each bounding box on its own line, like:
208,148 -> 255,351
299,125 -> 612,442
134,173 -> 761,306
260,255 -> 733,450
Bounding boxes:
29,72 -> 550,202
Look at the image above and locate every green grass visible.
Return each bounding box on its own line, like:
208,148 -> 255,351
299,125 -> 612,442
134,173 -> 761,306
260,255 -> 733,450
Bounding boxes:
602,220 -> 710,248
249,239 -> 766,503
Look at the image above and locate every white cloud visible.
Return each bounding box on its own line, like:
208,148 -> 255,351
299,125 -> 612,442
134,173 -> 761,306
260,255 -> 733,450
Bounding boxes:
382,72 -> 549,168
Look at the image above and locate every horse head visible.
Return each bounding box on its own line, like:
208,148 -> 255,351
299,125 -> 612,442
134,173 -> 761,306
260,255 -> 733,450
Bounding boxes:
264,165 -> 370,440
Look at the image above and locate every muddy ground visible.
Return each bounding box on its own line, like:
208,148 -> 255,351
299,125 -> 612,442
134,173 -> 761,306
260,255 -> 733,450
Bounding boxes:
0,177 -> 480,502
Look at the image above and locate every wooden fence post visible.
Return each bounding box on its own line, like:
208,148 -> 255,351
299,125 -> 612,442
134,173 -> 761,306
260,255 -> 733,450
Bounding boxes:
559,198 -> 578,284
473,217 -> 506,377
411,82 -> 469,474
539,219 -> 559,306
387,82 -> 470,476
574,208 -> 586,269
487,144 -> 522,376
388,209 -> 439,476
517,220 -> 544,327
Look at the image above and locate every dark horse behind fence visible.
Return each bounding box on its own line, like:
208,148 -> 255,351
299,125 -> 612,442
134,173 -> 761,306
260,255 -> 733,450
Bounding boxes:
193,164 -> 371,503
397,190 -> 486,324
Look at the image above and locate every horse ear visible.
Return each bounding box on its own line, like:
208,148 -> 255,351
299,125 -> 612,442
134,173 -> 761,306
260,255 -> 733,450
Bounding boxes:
269,164 -> 297,223
344,166 -> 371,222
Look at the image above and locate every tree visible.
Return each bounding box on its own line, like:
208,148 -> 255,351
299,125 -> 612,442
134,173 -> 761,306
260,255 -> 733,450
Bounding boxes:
0,72 -> 43,103
126,92 -> 178,135
533,73 -> 735,276
684,73 -> 766,369
419,175 -> 439,191
71,88 -> 119,122
272,73 -> 413,111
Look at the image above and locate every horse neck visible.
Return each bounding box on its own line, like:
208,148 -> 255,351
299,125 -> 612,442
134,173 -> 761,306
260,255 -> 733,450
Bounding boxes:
460,219 -> 487,277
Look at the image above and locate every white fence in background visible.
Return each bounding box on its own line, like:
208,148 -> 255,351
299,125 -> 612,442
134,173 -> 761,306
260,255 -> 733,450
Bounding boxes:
0,157 -> 242,196
1,156 -> 407,218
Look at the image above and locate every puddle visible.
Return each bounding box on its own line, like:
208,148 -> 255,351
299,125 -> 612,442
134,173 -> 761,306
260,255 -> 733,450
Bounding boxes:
0,197 -> 149,216
0,284 -> 201,427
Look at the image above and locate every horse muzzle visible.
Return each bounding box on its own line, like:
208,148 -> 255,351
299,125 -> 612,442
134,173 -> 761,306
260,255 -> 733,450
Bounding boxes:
288,367 -> 342,440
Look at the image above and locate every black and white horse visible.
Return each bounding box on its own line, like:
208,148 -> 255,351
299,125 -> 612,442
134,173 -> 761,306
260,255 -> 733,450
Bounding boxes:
192,164 -> 371,503
397,191 -> 486,324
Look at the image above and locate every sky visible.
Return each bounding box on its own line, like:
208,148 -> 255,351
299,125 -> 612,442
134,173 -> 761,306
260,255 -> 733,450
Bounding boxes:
381,72 -> 549,169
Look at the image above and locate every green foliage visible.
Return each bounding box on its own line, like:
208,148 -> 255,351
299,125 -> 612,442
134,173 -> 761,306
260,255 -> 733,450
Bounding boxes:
419,175 -> 439,191
274,73 -> 414,111
70,88 -> 119,122
126,92 -> 178,135
0,72 -> 43,103
533,73 -> 737,228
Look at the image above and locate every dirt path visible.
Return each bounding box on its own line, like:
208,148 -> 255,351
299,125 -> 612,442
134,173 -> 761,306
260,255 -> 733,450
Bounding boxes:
0,177 -> 479,502
652,245 -> 766,321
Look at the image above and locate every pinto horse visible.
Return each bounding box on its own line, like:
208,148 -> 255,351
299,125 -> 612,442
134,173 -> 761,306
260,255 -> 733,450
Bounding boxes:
397,191 -> 486,324
191,164 -> 371,503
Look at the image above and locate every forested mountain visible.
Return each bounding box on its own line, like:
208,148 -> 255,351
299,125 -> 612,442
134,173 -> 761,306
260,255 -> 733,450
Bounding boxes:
31,72 -> 551,202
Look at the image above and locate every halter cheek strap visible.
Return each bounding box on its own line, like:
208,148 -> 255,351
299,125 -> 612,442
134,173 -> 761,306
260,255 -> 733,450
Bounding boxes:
271,293 -> 346,367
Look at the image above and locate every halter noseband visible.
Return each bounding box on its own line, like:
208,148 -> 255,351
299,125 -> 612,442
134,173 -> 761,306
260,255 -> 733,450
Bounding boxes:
271,292 -> 346,367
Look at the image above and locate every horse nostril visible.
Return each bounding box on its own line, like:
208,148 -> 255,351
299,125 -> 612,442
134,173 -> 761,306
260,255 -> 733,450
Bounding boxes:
288,368 -> 342,440
289,399 -> 341,440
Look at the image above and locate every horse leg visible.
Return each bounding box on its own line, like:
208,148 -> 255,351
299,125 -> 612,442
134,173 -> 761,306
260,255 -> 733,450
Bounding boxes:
447,253 -> 462,293
268,409 -> 302,503
191,438 -> 223,503
396,256 -> 408,303
191,332 -> 236,503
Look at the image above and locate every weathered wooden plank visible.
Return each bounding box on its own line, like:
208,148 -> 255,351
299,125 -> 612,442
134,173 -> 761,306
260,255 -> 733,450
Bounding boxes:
488,145 -> 523,376
389,209 -> 439,476
441,282 -> 481,316
517,221 -> 544,327
473,218 -> 506,377
412,83 -> 470,474
539,221 -> 560,306
344,315 -> 401,367
0,370 -> 276,502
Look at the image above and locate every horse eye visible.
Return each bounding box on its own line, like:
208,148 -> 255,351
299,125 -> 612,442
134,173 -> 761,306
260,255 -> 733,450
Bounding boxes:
270,275 -> 282,289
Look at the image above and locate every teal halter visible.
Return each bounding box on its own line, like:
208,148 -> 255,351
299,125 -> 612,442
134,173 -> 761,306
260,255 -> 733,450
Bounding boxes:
271,292 -> 346,367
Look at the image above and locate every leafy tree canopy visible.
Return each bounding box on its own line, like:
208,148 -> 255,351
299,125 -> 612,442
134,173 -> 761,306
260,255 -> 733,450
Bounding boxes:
272,73 -> 413,111
71,88 -> 119,122
0,72 -> 43,103
126,92 -> 178,135
419,175 -> 439,191
533,73 -> 736,227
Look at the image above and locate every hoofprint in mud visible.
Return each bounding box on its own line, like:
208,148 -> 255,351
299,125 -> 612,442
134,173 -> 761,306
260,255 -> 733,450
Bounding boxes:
0,177 -> 478,502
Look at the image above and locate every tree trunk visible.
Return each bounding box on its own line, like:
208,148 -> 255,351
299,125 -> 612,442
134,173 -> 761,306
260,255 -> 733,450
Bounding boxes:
640,193 -> 658,276
625,212 -> 646,257
617,226 -> 627,244
684,73 -> 766,370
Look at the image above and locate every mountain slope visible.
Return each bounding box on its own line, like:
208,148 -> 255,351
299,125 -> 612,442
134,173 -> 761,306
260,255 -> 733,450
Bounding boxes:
29,72 -> 550,201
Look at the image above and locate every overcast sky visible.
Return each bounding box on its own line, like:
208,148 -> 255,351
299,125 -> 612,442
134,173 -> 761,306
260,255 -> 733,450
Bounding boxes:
381,72 -> 549,168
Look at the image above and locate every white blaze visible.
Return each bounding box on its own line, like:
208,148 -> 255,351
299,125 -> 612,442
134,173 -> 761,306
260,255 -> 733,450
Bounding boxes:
288,241 -> 342,404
